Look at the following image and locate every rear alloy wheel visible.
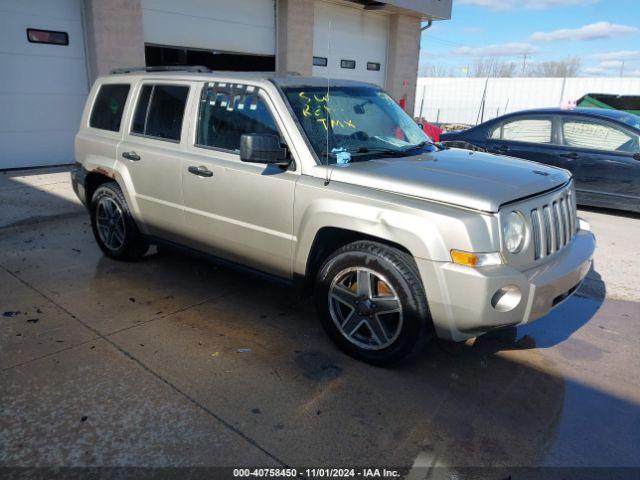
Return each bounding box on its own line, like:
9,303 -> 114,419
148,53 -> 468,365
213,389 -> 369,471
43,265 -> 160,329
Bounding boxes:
95,197 -> 126,252
315,241 -> 433,365
90,182 -> 149,261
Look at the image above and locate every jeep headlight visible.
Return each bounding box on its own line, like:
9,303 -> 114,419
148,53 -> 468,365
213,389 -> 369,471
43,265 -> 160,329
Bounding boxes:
503,211 -> 526,254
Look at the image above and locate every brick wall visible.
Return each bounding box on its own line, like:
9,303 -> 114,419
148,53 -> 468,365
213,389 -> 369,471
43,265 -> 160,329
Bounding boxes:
83,0 -> 146,81
386,14 -> 421,115
276,0 -> 314,76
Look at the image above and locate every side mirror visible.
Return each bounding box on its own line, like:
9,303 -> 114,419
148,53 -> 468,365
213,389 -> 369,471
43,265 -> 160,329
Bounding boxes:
240,134 -> 289,166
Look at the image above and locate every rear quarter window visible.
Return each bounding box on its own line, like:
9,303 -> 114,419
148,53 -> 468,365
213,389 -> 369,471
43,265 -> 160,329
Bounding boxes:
89,84 -> 130,132
562,118 -> 637,153
130,84 -> 189,142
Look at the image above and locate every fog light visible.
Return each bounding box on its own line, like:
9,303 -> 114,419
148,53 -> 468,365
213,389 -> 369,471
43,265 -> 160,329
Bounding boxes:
491,285 -> 522,312
578,218 -> 590,231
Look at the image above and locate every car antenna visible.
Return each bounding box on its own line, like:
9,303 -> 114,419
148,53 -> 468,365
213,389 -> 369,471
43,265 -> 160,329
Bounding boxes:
324,20 -> 333,186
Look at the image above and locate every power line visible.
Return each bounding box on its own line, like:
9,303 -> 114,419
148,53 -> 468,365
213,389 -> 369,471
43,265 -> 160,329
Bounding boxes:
423,34 -> 468,47
521,54 -> 529,75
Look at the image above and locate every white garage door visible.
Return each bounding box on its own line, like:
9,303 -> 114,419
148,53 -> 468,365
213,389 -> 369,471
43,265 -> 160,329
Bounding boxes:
141,0 -> 276,55
0,0 -> 88,170
312,1 -> 389,87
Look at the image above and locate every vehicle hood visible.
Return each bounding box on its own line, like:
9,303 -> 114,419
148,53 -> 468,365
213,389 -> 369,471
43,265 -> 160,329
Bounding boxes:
439,130 -> 467,140
319,148 -> 570,212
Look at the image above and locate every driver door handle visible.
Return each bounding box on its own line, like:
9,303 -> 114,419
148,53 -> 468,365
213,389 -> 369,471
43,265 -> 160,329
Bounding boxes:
122,151 -> 141,161
188,165 -> 213,177
560,152 -> 580,160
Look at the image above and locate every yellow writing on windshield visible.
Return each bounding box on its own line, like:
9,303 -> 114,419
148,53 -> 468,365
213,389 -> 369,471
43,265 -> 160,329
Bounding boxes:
298,91 -> 357,131
316,118 -> 357,130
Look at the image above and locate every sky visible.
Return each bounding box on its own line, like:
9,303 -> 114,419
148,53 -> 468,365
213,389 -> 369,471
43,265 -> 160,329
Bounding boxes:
420,0 -> 640,77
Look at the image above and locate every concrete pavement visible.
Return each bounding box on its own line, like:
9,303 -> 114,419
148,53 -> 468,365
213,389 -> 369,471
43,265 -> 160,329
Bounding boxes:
1,166 -> 639,473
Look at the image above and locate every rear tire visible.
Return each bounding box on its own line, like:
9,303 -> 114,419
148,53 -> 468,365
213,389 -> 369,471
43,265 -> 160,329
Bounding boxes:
314,241 -> 433,366
90,182 -> 149,261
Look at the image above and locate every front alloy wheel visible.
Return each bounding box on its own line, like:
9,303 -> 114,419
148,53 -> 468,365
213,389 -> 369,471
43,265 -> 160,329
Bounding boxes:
315,241 -> 433,365
328,267 -> 403,350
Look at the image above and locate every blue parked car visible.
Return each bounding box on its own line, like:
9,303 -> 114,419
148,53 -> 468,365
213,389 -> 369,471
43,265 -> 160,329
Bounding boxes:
440,108 -> 640,213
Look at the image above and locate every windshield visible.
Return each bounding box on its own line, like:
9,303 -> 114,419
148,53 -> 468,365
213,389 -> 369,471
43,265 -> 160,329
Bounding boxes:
282,85 -> 434,164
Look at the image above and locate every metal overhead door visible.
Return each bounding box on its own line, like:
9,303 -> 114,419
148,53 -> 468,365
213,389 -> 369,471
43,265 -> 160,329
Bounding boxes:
141,0 -> 276,56
312,1 -> 389,87
0,0 -> 88,169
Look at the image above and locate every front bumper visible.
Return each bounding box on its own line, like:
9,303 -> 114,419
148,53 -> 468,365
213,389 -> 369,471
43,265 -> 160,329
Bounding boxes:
417,227 -> 596,342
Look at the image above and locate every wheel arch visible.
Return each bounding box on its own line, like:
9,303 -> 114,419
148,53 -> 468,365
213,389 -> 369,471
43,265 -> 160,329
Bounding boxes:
84,170 -> 115,205
296,226 -> 416,297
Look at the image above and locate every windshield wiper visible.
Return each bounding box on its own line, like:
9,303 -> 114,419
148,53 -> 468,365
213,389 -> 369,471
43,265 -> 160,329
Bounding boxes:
352,142 -> 435,157
321,144 -> 431,162
320,147 -> 399,158
352,147 -> 400,156
397,140 -> 434,153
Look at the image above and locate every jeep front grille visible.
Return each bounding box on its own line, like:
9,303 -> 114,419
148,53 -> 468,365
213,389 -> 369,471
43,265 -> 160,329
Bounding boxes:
530,187 -> 577,260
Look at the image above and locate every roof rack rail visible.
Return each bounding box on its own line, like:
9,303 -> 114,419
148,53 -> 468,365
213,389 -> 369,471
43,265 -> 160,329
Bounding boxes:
110,65 -> 211,75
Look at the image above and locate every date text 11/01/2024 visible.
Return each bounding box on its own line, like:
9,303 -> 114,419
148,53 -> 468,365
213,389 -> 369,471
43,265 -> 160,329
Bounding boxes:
232,468 -> 401,477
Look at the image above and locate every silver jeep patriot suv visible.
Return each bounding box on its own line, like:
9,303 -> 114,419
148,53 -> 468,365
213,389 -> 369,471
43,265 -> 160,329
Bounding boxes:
73,67 -> 595,365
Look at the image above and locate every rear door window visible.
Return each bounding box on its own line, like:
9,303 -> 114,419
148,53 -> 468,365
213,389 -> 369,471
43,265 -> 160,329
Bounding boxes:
196,83 -> 279,152
131,84 -> 189,142
90,84 -> 130,132
491,118 -> 552,144
562,118 -> 638,153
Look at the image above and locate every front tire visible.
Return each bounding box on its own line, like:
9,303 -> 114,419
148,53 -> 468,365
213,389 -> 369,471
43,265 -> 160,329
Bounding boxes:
90,182 -> 149,261
314,241 -> 433,365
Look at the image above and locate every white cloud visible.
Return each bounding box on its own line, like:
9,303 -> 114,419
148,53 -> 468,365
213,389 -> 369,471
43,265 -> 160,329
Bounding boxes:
598,60 -> 624,70
583,60 -> 629,76
530,22 -> 638,42
592,50 -> 640,61
458,0 -> 597,11
582,66 -> 607,76
451,42 -> 538,57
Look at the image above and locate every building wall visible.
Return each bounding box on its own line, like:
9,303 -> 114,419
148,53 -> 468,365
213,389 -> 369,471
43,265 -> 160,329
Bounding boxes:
386,14 -> 421,115
385,0 -> 452,19
141,0 -> 276,56
82,0 -> 427,104
276,0 -> 315,76
83,0 -> 145,81
0,0 -> 90,169
312,1 -> 389,86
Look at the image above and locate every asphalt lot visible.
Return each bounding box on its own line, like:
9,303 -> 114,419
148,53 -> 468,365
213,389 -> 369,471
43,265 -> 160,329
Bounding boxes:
1,166 -> 639,474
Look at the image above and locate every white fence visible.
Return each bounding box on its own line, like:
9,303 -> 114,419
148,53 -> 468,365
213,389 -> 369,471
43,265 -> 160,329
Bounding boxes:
414,77 -> 640,125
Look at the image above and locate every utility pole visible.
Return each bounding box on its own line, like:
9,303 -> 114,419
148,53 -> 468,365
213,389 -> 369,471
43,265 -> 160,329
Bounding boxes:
620,61 -> 625,77
521,54 -> 529,76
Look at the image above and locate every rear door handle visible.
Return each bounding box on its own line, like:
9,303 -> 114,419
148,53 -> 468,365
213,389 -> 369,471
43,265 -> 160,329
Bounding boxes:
122,151 -> 141,161
188,165 -> 213,177
560,152 -> 580,160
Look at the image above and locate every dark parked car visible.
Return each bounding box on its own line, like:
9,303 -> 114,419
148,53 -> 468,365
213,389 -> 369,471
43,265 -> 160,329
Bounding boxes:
441,108 -> 640,213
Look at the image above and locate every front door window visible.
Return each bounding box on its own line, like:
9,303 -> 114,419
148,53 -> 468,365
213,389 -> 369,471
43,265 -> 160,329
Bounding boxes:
196,83 -> 279,152
491,118 -> 553,144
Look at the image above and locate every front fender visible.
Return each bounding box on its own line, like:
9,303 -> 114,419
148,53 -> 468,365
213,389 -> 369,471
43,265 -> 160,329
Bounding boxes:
292,176 -> 500,276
